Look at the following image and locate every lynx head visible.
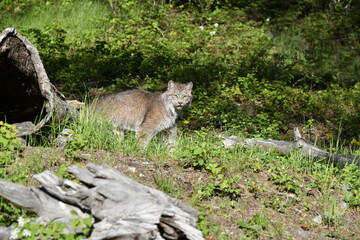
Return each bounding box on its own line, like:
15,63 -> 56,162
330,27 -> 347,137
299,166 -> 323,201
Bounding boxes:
166,80 -> 193,111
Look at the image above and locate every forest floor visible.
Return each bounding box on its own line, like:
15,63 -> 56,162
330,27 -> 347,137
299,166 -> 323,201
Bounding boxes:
21,146 -> 360,240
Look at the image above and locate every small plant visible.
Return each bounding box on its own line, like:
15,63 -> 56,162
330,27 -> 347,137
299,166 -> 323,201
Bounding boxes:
197,212 -> 230,240
263,195 -> 287,213
15,219 -> 67,240
56,164 -> 77,181
63,130 -> 88,160
217,177 -> 241,198
188,157 -> 207,170
12,216 -> 93,240
246,179 -> 263,198
269,167 -> 301,195
340,163 -> 360,208
177,140 -> 209,163
307,162 -> 339,191
321,194 -> 345,227
153,173 -> 177,196
198,176 -> 241,199
0,200 -> 28,226
238,214 -> 269,239
198,162 -> 241,199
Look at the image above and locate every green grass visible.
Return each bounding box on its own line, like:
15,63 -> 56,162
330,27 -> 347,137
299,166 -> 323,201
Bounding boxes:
0,0 -> 111,41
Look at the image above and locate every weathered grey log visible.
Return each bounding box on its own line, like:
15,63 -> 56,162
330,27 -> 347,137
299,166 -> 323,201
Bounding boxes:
0,226 -> 11,240
0,27 -> 75,137
0,164 -> 204,240
222,128 -> 360,168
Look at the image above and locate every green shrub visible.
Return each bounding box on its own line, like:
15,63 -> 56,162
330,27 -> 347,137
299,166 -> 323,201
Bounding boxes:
0,121 -> 21,172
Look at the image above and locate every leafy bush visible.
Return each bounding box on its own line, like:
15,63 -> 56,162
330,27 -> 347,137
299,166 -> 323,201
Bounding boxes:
0,121 -> 21,172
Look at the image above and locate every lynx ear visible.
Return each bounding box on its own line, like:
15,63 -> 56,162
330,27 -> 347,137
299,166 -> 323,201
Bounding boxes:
186,82 -> 193,91
168,80 -> 175,89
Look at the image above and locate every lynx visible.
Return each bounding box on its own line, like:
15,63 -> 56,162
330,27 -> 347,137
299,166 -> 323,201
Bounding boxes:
94,80 -> 193,149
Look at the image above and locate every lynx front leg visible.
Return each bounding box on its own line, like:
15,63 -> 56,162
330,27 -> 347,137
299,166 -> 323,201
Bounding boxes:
136,130 -> 155,149
113,128 -> 124,140
163,125 -> 178,152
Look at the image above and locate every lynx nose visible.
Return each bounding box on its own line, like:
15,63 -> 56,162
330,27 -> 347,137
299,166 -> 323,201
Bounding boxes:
177,100 -> 184,107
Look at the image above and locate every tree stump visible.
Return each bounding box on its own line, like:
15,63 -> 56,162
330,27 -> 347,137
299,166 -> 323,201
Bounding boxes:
0,28 -> 74,137
0,163 -> 204,240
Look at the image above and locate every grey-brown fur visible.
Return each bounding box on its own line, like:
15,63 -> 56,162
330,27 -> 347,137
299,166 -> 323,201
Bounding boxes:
94,80 -> 193,148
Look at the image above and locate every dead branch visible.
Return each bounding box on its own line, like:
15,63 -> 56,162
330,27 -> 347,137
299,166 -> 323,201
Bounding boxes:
222,128 -> 360,168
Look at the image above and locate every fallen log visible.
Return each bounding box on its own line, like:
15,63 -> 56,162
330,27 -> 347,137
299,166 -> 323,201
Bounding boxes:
222,128 -> 360,168
0,27 -> 74,137
0,163 -> 204,240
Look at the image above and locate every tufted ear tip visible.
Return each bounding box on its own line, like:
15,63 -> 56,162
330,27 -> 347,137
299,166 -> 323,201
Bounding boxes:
168,80 -> 175,89
186,82 -> 193,91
